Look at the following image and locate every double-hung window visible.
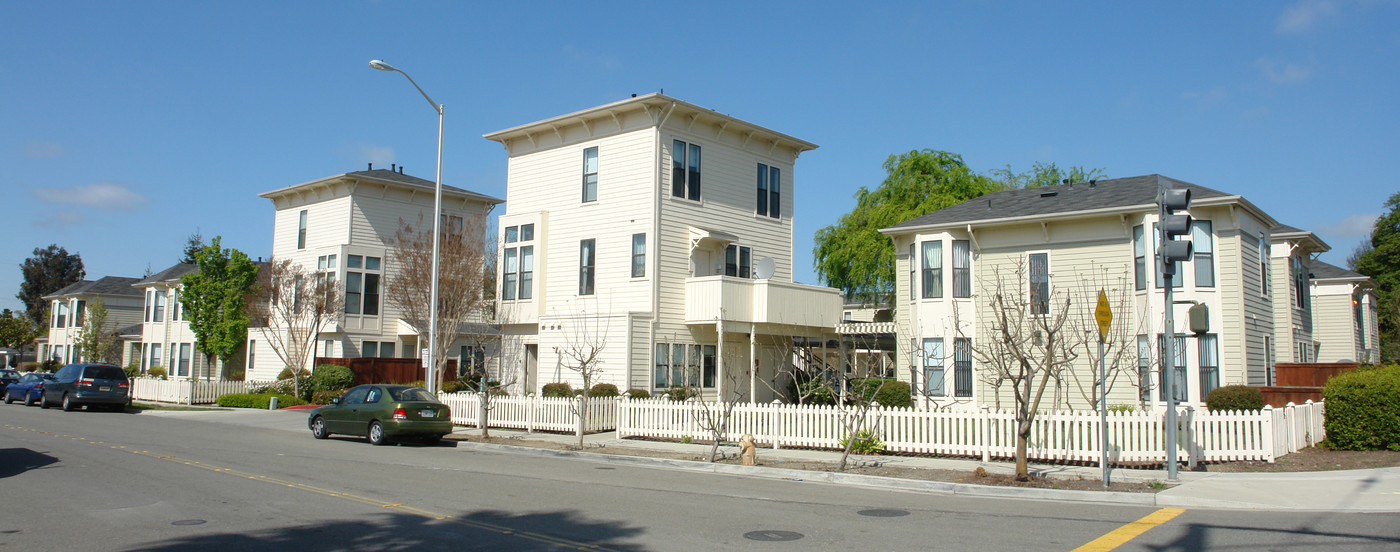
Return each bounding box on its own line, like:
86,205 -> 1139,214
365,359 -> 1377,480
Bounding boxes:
178,343 -> 191,377
672,140 -> 701,200
1133,225 -> 1147,290
1193,221 -> 1214,287
631,233 -> 646,278
921,241 -> 942,299
74,300 -> 86,327
1137,335 -> 1151,402
922,338 -> 944,396
503,226 -> 534,300
1260,234 -> 1270,296
954,338 -> 972,397
582,147 -> 599,203
1029,253 -> 1049,315
518,246 -> 533,299
952,240 -> 971,298
1199,334 -> 1219,401
502,248 -> 518,301
908,245 -> 916,300
153,292 -> 166,322
459,346 -> 485,378
579,239 -> 596,295
756,163 -> 780,218
725,245 -> 752,278
653,343 -> 715,389
1293,256 -> 1308,310
297,210 -> 308,249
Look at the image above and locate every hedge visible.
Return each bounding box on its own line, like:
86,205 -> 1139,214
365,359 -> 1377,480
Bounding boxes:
541,382 -> 574,398
589,383 -> 620,397
310,364 -> 354,394
625,388 -> 651,399
1205,385 -> 1264,412
216,393 -> 307,409
851,378 -> 913,408
1323,364 -> 1400,450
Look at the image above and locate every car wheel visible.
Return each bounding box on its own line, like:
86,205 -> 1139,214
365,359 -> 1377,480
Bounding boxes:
62,394 -> 77,412
39,393 -> 50,409
368,421 -> 387,446
4,390 -> 12,404
311,416 -> 330,439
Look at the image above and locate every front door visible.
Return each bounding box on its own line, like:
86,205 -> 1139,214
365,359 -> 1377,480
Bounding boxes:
524,344 -> 538,395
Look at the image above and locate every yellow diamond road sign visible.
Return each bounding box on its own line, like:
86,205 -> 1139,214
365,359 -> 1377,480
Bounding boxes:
1095,290 -> 1112,341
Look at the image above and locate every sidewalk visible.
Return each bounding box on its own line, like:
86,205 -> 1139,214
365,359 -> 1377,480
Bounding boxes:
444,425 -> 1400,512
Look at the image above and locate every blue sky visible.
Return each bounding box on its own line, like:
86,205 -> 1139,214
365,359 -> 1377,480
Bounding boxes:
3,1 -> 1397,314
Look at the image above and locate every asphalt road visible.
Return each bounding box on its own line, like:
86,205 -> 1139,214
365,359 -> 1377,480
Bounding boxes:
1,403 -> 1397,551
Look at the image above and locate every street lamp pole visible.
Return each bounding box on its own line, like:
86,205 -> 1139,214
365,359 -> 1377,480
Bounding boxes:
370,59 -> 444,394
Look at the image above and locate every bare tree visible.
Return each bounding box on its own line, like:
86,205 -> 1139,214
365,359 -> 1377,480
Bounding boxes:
554,302 -> 609,448
957,261 -> 1078,481
682,344 -> 748,463
462,301 -> 518,439
246,258 -> 343,398
385,214 -> 491,393
1062,265 -> 1143,411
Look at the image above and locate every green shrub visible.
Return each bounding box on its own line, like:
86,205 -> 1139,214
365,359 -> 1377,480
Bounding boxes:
148,366 -> 168,379
440,380 -> 469,394
124,363 -> 141,379
798,380 -> 838,405
309,364 -> 354,394
625,388 -> 651,399
851,378 -> 913,408
589,383 -> 620,397
664,387 -> 698,402
278,367 -> 310,380
19,361 -> 39,372
839,428 -> 885,455
266,376 -> 314,400
1205,385 -> 1265,412
41,359 -> 61,372
541,382 -> 574,398
1323,364 -> 1400,450
215,393 -> 307,409
310,388 -> 348,405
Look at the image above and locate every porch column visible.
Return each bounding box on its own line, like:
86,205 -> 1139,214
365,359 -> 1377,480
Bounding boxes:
749,323 -> 757,403
716,320 -> 724,401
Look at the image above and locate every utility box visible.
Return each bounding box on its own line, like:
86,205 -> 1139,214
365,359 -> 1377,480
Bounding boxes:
1189,303 -> 1210,334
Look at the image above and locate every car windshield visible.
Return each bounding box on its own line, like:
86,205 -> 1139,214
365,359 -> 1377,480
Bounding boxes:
388,387 -> 436,402
85,366 -> 126,380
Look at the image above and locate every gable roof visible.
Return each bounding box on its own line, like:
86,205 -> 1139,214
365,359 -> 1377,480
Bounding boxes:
881,174 -> 1273,234
136,263 -> 197,286
43,276 -> 144,300
259,168 -> 503,205
1270,224 -> 1331,253
1311,260 -> 1371,283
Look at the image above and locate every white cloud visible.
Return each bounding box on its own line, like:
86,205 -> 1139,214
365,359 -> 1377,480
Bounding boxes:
33,210 -> 86,228
1316,213 -> 1379,238
32,182 -> 147,211
360,144 -> 395,165
1277,0 -> 1338,33
22,141 -> 64,158
1257,58 -> 1312,83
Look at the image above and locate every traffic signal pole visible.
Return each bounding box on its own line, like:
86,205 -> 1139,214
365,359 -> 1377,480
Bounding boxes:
1158,178 -> 1193,483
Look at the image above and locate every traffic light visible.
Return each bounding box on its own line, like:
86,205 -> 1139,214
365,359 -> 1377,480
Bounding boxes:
1159,187 -> 1193,274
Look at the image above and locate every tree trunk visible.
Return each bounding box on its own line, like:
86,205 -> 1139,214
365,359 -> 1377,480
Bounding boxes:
1015,423 -> 1031,481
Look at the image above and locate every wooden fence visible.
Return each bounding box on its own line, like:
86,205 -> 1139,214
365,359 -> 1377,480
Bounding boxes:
615,398 -> 1326,464
436,393 -> 616,436
313,357 -> 459,386
130,377 -> 276,405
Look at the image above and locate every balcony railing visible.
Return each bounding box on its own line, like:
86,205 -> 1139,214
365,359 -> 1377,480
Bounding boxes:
685,276 -> 843,328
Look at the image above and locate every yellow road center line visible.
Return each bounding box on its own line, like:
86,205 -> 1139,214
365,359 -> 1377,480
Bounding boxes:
1071,507 -> 1186,552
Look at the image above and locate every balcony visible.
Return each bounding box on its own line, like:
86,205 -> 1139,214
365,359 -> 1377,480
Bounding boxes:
685,276 -> 843,328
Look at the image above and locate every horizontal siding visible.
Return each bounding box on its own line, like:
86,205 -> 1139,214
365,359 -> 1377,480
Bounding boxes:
1312,293 -> 1357,362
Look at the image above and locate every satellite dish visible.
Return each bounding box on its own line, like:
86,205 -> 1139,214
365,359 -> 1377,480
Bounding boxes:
755,257 -> 775,279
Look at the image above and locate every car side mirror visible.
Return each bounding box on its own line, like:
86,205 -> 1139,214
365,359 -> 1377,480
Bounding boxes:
329,398 -> 340,405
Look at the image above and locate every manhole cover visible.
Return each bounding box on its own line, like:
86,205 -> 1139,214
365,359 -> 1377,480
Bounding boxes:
171,519 -> 207,526
858,508 -> 910,517
744,530 -> 803,542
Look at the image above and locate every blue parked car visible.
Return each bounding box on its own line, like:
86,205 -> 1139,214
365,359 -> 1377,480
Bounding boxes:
5,372 -> 55,406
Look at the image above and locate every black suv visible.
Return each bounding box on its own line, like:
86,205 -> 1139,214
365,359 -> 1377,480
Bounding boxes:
42,363 -> 129,412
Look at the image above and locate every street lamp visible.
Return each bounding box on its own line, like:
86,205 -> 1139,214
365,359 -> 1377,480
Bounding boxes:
370,59 -> 444,394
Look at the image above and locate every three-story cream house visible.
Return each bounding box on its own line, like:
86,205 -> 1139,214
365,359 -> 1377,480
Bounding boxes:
484,94 -> 842,399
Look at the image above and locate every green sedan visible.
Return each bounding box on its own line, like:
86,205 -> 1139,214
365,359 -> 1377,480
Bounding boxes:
307,385 -> 453,445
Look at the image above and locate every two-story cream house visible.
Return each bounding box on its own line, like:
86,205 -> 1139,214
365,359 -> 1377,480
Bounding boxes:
41,276 -> 144,365
1310,260 -> 1380,363
132,263 -> 247,379
246,166 -> 502,380
881,175 -> 1281,410
484,93 -> 842,399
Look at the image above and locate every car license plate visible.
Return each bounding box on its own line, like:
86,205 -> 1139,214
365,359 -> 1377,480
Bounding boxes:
419,409 -> 435,418
100,386 -> 111,391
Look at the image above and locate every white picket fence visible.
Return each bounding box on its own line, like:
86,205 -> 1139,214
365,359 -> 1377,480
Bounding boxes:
615,398 -> 1326,464
436,393 -> 617,435
130,377 -> 275,405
